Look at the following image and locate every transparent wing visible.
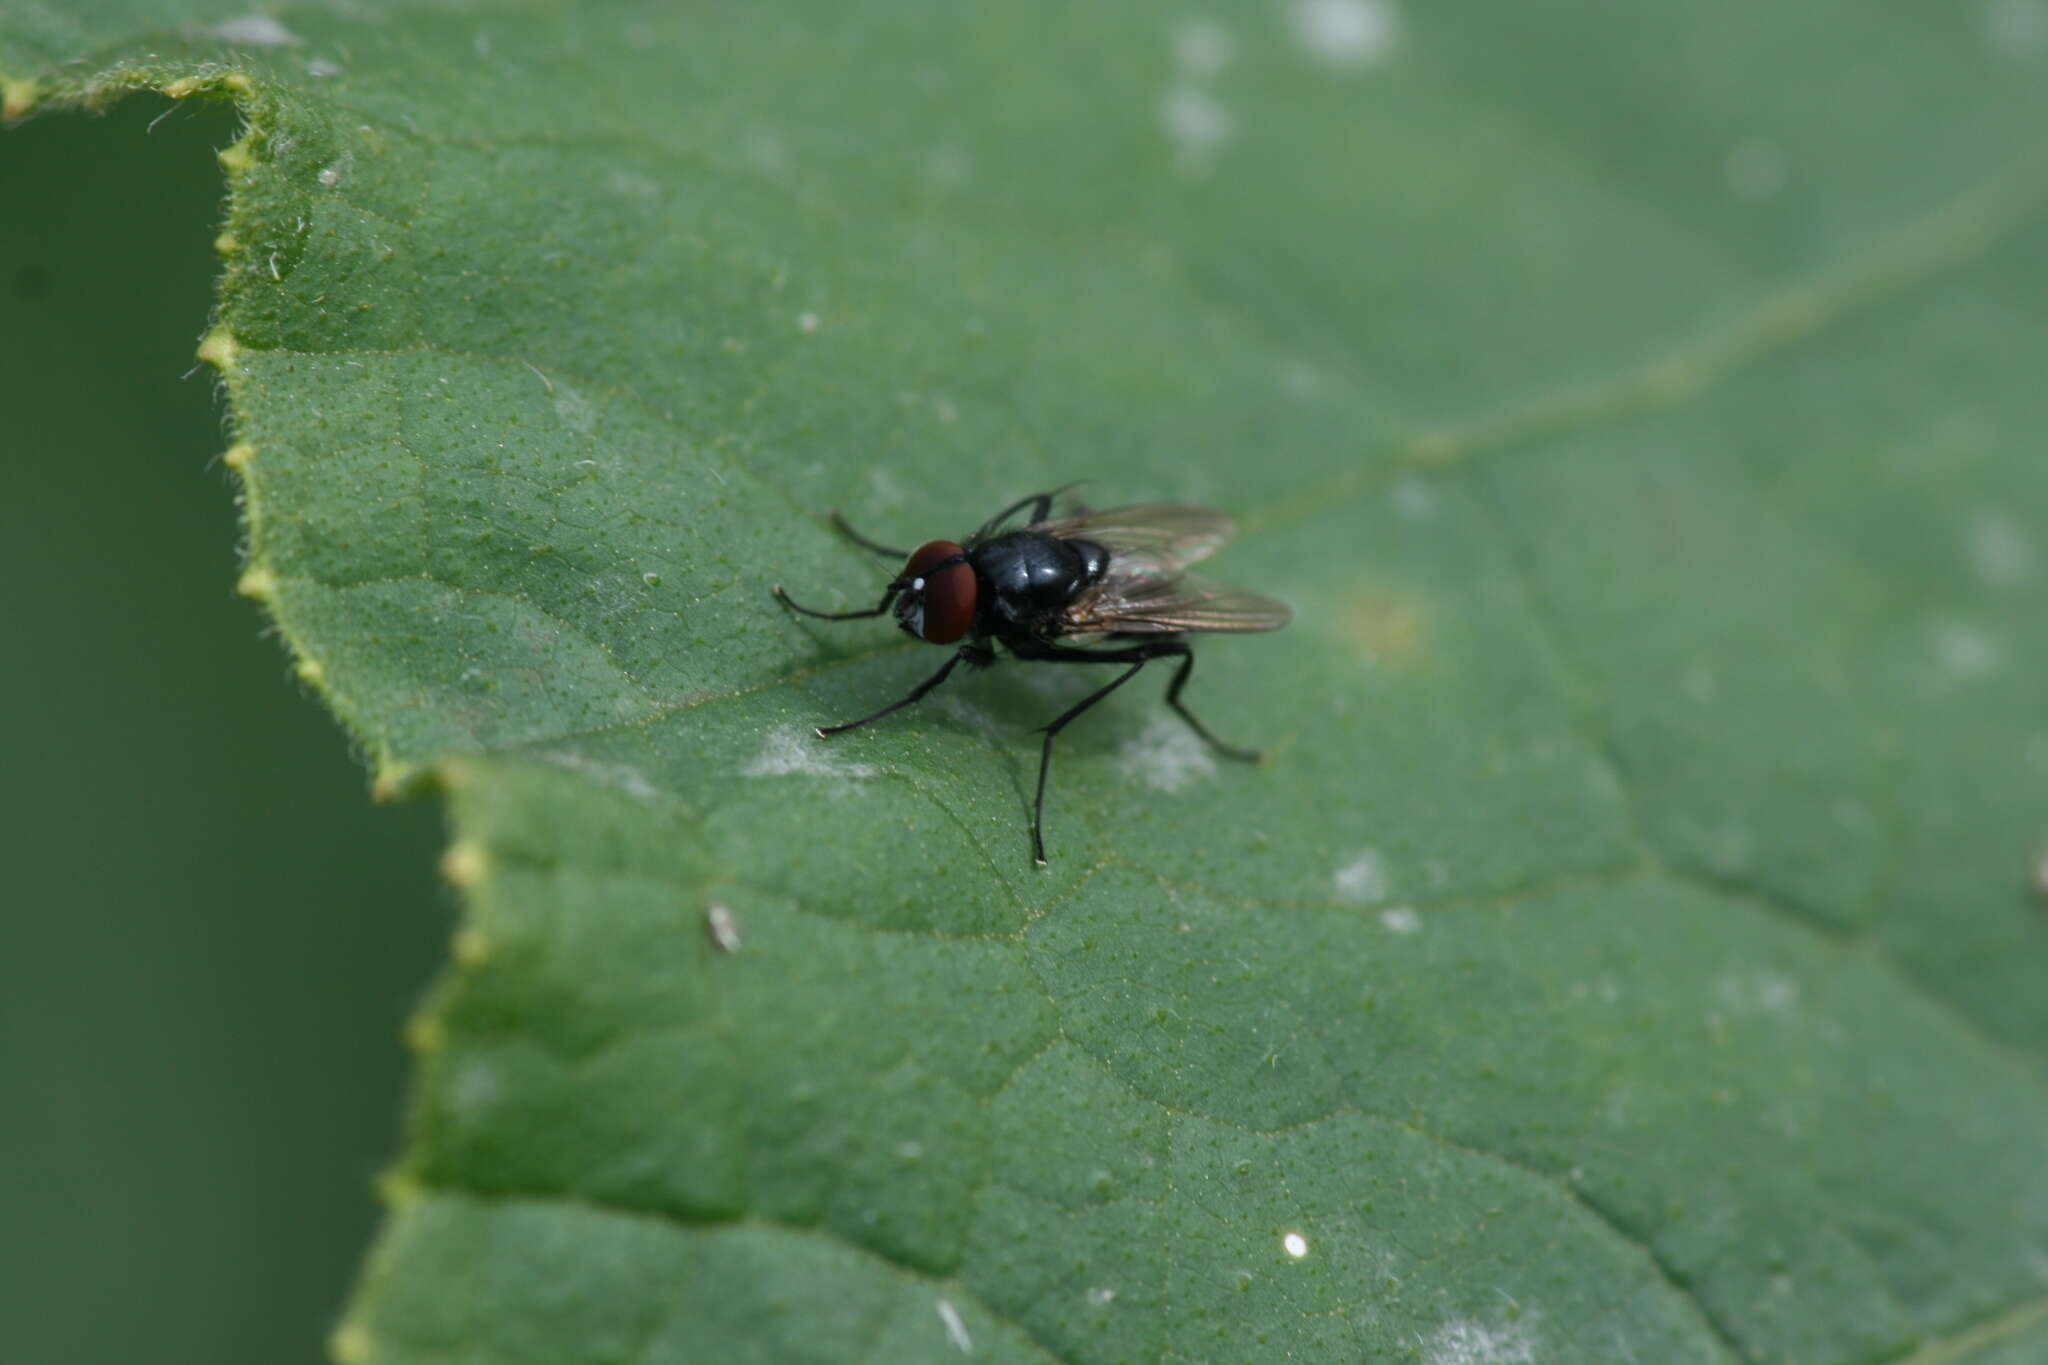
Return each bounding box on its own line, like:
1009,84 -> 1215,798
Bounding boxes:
1033,502 -> 1237,573
1064,570 -> 1293,635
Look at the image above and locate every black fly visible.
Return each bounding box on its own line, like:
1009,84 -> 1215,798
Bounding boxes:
773,489 -> 1291,865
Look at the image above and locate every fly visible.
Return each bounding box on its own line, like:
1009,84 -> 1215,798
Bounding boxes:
773,488 -> 1291,864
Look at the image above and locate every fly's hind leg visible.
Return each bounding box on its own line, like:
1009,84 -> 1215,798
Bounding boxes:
1010,637 -> 1261,864
1161,644 -> 1261,762
1028,655 -> 1152,865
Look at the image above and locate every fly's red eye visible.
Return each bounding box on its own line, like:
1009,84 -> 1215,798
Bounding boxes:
902,540 -> 964,580
901,539 -> 976,643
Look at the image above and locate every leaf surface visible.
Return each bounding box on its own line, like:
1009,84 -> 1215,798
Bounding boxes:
8,3 -> 2048,1362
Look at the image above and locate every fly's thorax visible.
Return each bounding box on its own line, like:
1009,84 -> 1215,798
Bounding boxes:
971,531 -> 1106,630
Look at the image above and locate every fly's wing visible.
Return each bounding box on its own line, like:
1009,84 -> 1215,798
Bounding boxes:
1033,502 -> 1237,574
1063,569 -> 1293,635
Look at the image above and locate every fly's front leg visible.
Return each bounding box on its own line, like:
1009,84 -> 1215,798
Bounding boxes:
816,643 -> 992,737
774,581 -> 901,621
828,510 -> 910,560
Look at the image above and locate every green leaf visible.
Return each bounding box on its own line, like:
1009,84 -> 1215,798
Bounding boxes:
9,3 -> 2048,1362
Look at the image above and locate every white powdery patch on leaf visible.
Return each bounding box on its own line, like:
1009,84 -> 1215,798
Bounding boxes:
1390,476 -> 1439,521
447,1057 -> 504,1115
936,695 -> 1005,741
1289,0 -> 1401,67
743,726 -> 879,781
1722,138 -> 1788,200
210,14 -> 300,46
1277,356 -> 1324,398
1117,715 -> 1218,793
1424,1319 -> 1537,1365
1981,0 -> 2048,57
1379,906 -> 1421,934
606,166 -> 660,198
1966,508 -> 2041,587
1333,846 -> 1391,904
1932,619 -> 2001,679
536,749 -> 660,802
1715,968 -> 1801,1017
552,378 -> 597,434
1161,85 -> 1232,171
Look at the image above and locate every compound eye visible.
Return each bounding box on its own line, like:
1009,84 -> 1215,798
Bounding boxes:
901,539 -> 976,644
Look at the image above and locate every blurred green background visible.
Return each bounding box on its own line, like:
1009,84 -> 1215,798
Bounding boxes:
1,98 -> 445,1365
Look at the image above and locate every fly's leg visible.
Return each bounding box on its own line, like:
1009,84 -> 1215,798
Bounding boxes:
773,581 -> 901,621
828,510 -> 910,560
975,491 -> 1055,541
816,644 -> 993,737
973,482 -> 1088,541
1030,656 -> 1151,865
1008,637 -> 1262,864
1162,646 -> 1261,762
773,507 -> 908,613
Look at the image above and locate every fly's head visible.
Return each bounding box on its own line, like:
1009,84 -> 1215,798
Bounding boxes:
894,540 -> 977,644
